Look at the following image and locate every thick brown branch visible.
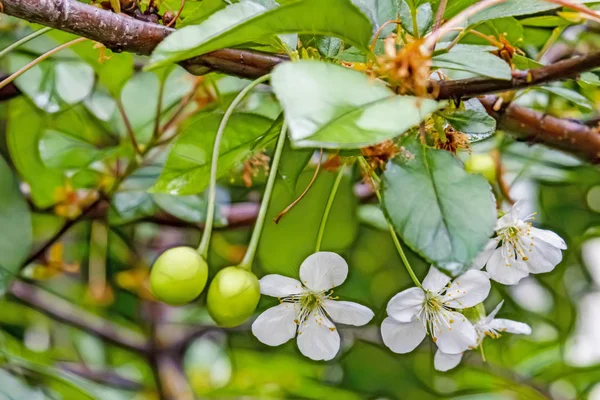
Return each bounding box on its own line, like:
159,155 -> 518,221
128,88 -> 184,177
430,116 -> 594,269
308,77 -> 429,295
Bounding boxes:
434,52 -> 600,100
1,0 -> 285,79
480,95 -> 600,163
8,280 -> 150,352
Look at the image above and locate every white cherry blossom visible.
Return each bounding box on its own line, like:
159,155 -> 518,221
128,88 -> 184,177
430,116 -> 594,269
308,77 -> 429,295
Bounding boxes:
435,300 -> 532,371
251,252 -> 374,361
381,267 -> 491,355
473,202 -> 567,285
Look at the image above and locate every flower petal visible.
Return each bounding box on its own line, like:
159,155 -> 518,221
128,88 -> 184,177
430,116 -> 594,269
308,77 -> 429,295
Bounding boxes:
434,350 -> 463,372
422,266 -> 451,293
530,227 -> 567,250
296,310 -> 340,361
496,201 -> 523,230
434,310 -> 477,354
525,235 -> 563,274
323,300 -> 374,326
441,270 -> 491,309
485,247 -> 529,285
386,287 -> 425,323
259,275 -> 305,297
299,252 -> 348,292
481,300 -> 504,325
486,318 -> 532,335
380,317 -> 426,354
471,239 -> 498,270
251,303 -> 298,346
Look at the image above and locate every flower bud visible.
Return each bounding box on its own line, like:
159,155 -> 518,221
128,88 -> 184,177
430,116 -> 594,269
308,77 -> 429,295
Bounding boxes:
464,154 -> 496,184
207,266 -> 260,328
150,247 -> 208,306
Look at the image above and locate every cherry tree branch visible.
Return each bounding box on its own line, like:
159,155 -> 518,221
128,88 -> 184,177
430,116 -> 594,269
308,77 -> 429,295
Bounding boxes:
8,280 -> 150,352
480,95 -> 600,163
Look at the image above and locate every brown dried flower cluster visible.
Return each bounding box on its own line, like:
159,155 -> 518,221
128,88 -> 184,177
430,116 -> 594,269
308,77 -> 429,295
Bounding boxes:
243,152 -> 270,187
361,140 -> 402,172
434,127 -> 471,154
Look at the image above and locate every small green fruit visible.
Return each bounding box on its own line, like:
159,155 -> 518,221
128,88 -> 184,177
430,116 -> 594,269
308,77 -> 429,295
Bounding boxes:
150,247 -> 208,306
464,154 -> 497,184
207,266 -> 260,328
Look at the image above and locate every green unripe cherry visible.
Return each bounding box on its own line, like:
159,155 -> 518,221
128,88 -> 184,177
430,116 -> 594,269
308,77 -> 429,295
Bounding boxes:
207,266 -> 260,328
464,154 -> 497,184
150,246 -> 208,306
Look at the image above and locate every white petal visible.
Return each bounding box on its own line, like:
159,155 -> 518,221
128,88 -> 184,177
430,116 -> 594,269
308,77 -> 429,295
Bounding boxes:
480,300 -> 504,325
486,318 -> 532,335
251,303 -> 298,346
530,227 -> 567,250
296,310 -> 340,361
434,350 -> 463,372
433,310 -> 477,354
422,266 -> 451,293
259,275 -> 305,297
471,239 -> 498,270
386,287 -> 425,323
380,317 -> 426,354
496,202 -> 523,230
299,252 -> 348,292
525,234 -> 563,274
323,300 -> 374,326
441,270 -> 491,309
485,247 -> 529,285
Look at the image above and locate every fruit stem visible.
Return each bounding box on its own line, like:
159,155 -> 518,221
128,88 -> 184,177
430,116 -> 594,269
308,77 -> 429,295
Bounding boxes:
315,162 -> 347,252
358,156 -> 422,289
238,121 -> 288,271
198,74 -> 271,259
0,27 -> 53,60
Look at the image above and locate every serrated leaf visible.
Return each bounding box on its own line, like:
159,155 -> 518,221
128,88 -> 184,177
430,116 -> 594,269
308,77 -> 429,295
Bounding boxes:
382,138 -> 496,275
441,108 -> 496,142
399,0 -> 433,37
148,0 -> 373,69
150,112 -> 275,195
0,155 -> 32,295
432,50 -> 512,80
272,60 -> 444,148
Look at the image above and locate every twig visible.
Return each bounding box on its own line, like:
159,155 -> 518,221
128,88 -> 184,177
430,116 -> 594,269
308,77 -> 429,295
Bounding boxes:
116,99 -> 141,156
8,281 -> 149,352
544,0 -> 600,23
166,0 -> 185,28
58,362 -> 143,390
432,0 -> 448,33
20,199 -> 102,268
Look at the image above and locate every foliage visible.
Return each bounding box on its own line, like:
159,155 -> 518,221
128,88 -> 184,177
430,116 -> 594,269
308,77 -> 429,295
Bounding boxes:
1,0 -> 600,399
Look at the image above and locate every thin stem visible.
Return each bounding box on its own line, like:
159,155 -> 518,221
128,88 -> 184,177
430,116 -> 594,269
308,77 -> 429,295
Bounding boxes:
411,7 -> 420,38
423,0 -> 506,54
152,78 -> 166,140
166,0 -> 185,27
0,27 -> 53,59
238,122 -> 288,270
116,98 -> 141,156
198,74 -> 271,258
370,20 -> 401,52
543,0 -> 600,23
315,162 -> 346,252
358,157 -> 422,288
0,37 -> 87,91
432,0 -> 448,33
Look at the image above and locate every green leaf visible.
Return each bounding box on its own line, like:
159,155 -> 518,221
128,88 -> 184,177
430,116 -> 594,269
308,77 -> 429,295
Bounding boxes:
579,72 -> 600,89
38,130 -> 103,169
0,155 -> 32,294
8,55 -> 94,113
7,99 -> 65,207
179,0 -> 230,27
442,105 -> 496,142
357,204 -> 388,231
148,0 -> 373,69
399,0 -> 433,37
257,169 -> 358,276
277,140 -> 313,191
538,86 -> 594,111
467,0 -> 597,24
150,112 -> 275,195
432,50 -> 512,80
381,138 -> 496,275
271,60 -> 444,148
